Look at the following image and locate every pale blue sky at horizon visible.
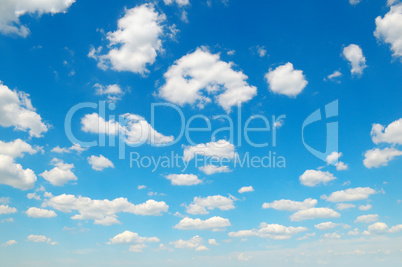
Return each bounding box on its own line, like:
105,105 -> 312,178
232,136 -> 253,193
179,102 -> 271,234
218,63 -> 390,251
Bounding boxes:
0,0 -> 401,266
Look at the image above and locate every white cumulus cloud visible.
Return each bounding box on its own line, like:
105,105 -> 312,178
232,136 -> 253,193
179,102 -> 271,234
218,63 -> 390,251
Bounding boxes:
51,143 -> 87,154
43,193 -> 169,225
0,0 -> 76,37
0,81 -> 48,137
322,187 -> 377,202
158,47 -> 257,112
359,204 -> 372,211
199,165 -> 231,175
314,222 -> 339,231
27,234 -> 57,245
371,119 -> 402,145
208,239 -> 218,245
27,193 -> 40,200
374,4 -> 402,58
0,154 -> 36,190
363,147 -> 402,168
265,62 -> 307,97
289,207 -> 340,221
228,223 -> 307,240
1,240 -> 17,247
325,70 -> 342,82
364,222 -> 389,235
183,140 -> 236,161
164,0 -> 190,7
186,195 -> 236,215
299,170 -> 336,187
0,139 -> 40,158
40,158 -> 77,186
262,198 -> 317,211
81,113 -> 173,145
165,174 -> 201,186
174,216 -> 231,231
89,4 -> 166,74
335,203 -> 356,210
322,232 -> 341,239
94,83 -> 124,103
26,207 -> 57,218
326,152 -> 349,170
389,224 -> 402,233
238,186 -> 254,194
349,0 -> 362,5
107,231 -> 159,245
326,152 -> 342,165
355,214 -> 379,223
87,155 -> 114,171
0,205 -> 17,215
343,44 -> 367,76
169,235 -> 204,250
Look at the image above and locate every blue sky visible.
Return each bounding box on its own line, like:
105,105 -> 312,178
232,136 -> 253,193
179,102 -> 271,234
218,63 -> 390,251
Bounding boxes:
0,0 -> 402,266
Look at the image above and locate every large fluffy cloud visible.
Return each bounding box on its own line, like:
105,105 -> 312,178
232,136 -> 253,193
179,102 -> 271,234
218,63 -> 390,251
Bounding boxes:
265,62 -> 307,97
158,47 -> 257,112
185,195 -> 236,215
299,170 -> 336,187
81,113 -> 173,145
289,207 -> 340,221
0,154 -> 36,190
0,0 -> 76,37
322,187 -> 377,202
89,4 -> 166,74
262,198 -> 317,211
174,216 -> 231,231
228,223 -> 307,240
343,44 -> 367,75
43,193 -> 169,225
371,119 -> 402,145
0,82 -> 48,137
374,4 -> 402,58
363,148 -> 402,168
